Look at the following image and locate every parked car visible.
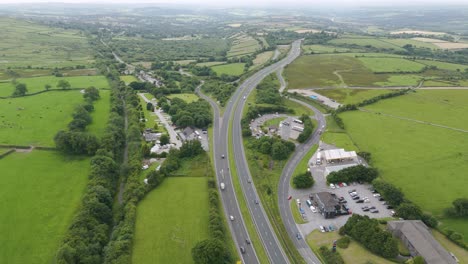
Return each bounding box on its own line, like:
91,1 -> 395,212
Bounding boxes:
330,183 -> 336,189
356,199 -> 364,203
352,196 -> 360,200
306,200 -> 312,207
343,182 -> 348,187
391,210 -> 396,216
369,206 -> 376,210
338,182 -> 344,187
338,196 -> 345,201
319,225 -> 325,232
310,206 -> 317,213
379,197 -> 385,201
296,199 -> 301,205
373,193 -> 381,197
362,206 -> 370,211
387,205 -> 394,209
371,210 -> 379,213
364,199 -> 370,203
324,226 -> 329,232
348,189 -> 356,193
329,225 -> 335,231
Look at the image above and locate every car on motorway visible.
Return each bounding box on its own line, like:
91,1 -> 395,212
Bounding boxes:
230,215 -> 234,221
296,233 -> 302,240
220,182 -> 225,190
254,199 -> 259,204
221,154 -> 225,159
246,239 -> 251,245
240,246 -> 246,254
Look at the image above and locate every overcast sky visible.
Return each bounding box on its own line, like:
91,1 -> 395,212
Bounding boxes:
0,0 -> 467,7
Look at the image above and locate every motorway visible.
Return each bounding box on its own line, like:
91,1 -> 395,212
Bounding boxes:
229,39 -> 303,264
278,98 -> 326,264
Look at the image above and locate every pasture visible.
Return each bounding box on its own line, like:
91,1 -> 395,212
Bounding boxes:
0,18 -> 93,69
120,75 -> 138,84
0,91 -> 102,146
86,90 -> 111,136
302,45 -> 352,54
416,60 -> 468,72
340,90 -> 468,236
211,63 -> 245,76
356,57 -> 426,73
132,177 -> 209,264
250,51 -> 274,69
0,75 -> 109,97
196,61 -> 226,67
167,93 -> 199,103
382,38 -> 439,49
328,37 -> 404,51
0,150 -> 90,264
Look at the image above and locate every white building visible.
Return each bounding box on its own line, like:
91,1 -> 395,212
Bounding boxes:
323,148 -> 357,163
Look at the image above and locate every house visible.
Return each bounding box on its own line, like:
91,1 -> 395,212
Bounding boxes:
143,132 -> 161,142
387,220 -> 457,264
313,192 -> 341,219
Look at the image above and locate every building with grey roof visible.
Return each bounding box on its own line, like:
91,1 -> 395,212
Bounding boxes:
387,220 -> 457,264
313,192 -> 340,218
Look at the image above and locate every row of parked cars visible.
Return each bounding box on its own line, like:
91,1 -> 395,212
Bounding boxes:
319,224 -> 336,233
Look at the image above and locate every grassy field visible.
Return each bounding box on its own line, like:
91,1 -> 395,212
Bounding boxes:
120,75 -> 138,84
132,177 -> 209,264
328,37 -> 404,51
322,132 -> 359,151
0,18 -> 93,69
340,90 -> 468,238
227,33 -> 261,58
250,51 -> 274,70
167,93 -> 199,103
374,74 -> 423,87
196,61 -> 226,67
211,63 -> 245,76
315,88 -> 395,104
290,201 -> 306,224
416,60 -> 468,72
306,230 -> 394,264
0,91 -> 91,146
382,38 -> 440,49
432,230 -> 468,262
0,75 -> 109,97
86,90 -> 111,136
302,45 -> 352,54
357,57 -> 426,73
0,150 -> 90,264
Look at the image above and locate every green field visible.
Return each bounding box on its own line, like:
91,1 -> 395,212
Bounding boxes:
196,61 -> 226,67
340,90 -> 468,238
315,88 -> 395,104
382,38 -> 440,49
322,132 -> 359,151
167,93 -> 199,103
302,45 -> 352,54
120,75 -> 138,84
211,63 -> 245,76
0,18 -> 93,69
0,150 -> 90,264
0,75 -> 109,97
86,90 -> 111,136
328,37 -> 405,51
0,91 -> 102,146
374,74 -> 423,87
307,230 -> 394,264
357,57 -> 426,73
416,60 -> 468,72
132,177 -> 209,264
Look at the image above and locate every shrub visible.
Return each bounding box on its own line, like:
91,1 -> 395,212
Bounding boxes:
293,171 -> 315,189
336,237 -> 350,249
327,165 -> 378,184
319,246 -> 344,264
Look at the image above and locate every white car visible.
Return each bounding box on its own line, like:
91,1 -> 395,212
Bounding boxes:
343,182 -> 348,187
296,199 -> 301,205
373,193 -> 381,197
310,206 -> 317,213
330,183 -> 336,189
220,182 -> 225,190
319,225 -> 325,232
230,215 -> 234,221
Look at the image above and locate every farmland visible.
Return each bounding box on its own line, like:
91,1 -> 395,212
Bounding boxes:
302,45 -> 353,54
227,33 -> 261,58
0,90 -> 108,146
85,90 -> 111,136
339,90 -> 468,238
132,177 -> 209,264
0,18 -> 93,69
0,75 -> 109,97
315,88 -> 395,104
120,75 -> 138,84
250,51 -> 274,70
211,63 -> 245,76
328,37 -> 405,51
356,57 -> 425,73
0,150 -> 90,264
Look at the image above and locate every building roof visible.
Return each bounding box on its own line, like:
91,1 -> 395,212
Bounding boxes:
388,220 -> 457,264
314,192 -> 338,213
143,132 -> 161,142
183,127 -> 194,136
323,148 -> 357,161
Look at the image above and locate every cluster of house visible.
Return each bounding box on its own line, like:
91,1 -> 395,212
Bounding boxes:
138,70 -> 162,87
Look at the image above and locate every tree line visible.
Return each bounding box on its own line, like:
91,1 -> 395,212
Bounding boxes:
327,165 -> 378,184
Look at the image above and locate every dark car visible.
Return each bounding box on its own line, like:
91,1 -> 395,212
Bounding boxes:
240,246 -> 246,254
386,205 -> 394,209
371,189 -> 378,194
296,233 -> 302,240
338,196 -> 345,201
362,207 -> 370,211
348,189 -> 356,193
356,199 -> 364,203
352,196 -> 360,200
369,206 -> 376,210
371,210 -> 379,213
340,199 -> 347,204
324,226 -> 329,232
246,239 -> 251,245
379,197 -> 385,201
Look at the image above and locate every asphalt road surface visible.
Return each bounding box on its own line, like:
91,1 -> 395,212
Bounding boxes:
278,98 -> 326,264
229,40 -> 303,264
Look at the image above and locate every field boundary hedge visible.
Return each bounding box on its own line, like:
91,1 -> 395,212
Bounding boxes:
0,149 -> 15,159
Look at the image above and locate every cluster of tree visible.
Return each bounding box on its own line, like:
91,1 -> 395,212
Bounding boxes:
341,214 -> 399,258
255,74 -> 282,105
303,31 -> 338,45
151,61 -> 180,71
191,178 -> 232,264
331,111 -> 345,129
264,30 -> 336,46
297,114 -> 314,143
129,81 -> 153,91
292,171 -> 315,189
372,179 -> 438,228
249,136 -> 295,160
445,198 -> 468,217
357,151 -> 371,162
318,246 -> 344,264
357,89 -> 412,107
160,97 -> 211,128
241,105 -> 294,136
201,80 -> 237,106
55,67 -> 126,263
189,65 -> 216,77
336,236 -> 350,249
12,83 -> 28,97
327,165 -> 378,184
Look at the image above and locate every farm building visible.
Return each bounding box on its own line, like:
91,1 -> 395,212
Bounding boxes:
322,148 -> 357,163
387,220 -> 457,264
312,192 -> 340,219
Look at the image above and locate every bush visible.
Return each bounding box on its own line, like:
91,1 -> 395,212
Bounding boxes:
293,171 -> 315,189
319,246 -> 345,264
372,179 -> 405,207
297,114 -> 314,143
327,165 -> 378,184
336,237 -> 350,249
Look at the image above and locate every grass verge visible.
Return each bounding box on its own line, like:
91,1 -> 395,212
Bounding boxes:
290,201 -> 307,224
